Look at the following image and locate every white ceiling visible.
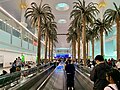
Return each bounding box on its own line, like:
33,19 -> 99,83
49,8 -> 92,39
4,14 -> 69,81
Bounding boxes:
0,0 -> 119,49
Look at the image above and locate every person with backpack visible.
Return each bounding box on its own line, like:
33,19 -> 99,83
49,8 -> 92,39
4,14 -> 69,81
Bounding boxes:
90,55 -> 111,90
104,68 -> 120,90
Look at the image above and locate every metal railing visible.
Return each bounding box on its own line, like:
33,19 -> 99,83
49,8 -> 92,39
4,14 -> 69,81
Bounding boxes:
75,66 -> 93,90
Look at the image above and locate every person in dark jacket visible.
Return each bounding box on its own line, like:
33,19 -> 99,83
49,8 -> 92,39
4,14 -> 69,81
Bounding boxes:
65,59 -> 75,90
90,55 -> 111,90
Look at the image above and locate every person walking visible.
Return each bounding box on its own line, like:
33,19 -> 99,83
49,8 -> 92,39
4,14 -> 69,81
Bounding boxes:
90,55 -> 111,90
65,60 -> 75,90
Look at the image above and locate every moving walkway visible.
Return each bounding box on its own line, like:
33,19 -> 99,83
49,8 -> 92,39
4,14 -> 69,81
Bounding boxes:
1,63 -> 93,90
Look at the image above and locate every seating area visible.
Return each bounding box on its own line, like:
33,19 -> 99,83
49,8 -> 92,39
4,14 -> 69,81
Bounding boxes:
0,71 -> 21,88
0,63 -> 52,89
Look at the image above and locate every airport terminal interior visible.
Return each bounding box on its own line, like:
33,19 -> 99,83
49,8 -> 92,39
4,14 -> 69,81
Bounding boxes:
0,0 -> 120,90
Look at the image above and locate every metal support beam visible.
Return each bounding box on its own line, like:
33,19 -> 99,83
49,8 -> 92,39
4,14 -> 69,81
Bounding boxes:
57,33 -> 69,35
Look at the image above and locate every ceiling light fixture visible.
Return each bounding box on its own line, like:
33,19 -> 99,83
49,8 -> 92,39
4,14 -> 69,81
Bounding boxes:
98,1 -> 106,8
20,0 -> 27,9
58,19 -> 67,23
56,3 -> 69,11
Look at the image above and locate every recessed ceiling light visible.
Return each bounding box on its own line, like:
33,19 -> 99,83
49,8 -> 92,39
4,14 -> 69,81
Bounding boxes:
98,1 -> 106,8
58,19 -> 67,23
56,3 -> 69,11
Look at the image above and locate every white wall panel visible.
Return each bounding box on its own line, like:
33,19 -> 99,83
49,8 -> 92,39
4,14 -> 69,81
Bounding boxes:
0,49 -> 36,67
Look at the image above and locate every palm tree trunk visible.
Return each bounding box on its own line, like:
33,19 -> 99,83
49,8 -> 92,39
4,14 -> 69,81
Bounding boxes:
72,39 -> 74,60
100,29 -> 104,56
77,30 -> 80,62
116,17 -> 120,60
45,32 -> 48,63
74,40 -> 76,61
73,38 -> 76,61
86,41 -> 89,59
92,37 -> 94,60
37,17 -> 41,65
82,17 -> 86,65
51,39 -> 53,60
48,37 -> 51,61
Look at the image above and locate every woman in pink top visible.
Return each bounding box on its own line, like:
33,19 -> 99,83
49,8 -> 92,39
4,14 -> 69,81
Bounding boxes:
104,69 -> 120,90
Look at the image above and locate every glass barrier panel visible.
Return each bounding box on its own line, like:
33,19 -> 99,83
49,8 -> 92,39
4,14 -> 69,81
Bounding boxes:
0,29 -> 11,44
12,28 -> 21,38
6,24 -> 11,34
12,35 -> 21,47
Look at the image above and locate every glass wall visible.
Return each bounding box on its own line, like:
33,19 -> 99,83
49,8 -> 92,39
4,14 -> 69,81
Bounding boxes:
0,7 -> 40,54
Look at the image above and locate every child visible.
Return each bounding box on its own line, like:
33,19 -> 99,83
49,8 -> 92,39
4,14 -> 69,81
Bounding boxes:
104,69 -> 120,90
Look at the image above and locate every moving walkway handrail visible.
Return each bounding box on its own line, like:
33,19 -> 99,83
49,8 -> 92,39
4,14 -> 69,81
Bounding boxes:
36,68 -> 54,90
75,68 -> 93,90
11,65 -> 54,90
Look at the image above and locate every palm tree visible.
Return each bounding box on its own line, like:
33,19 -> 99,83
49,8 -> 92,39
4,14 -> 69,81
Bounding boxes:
104,2 -> 120,60
94,18 -> 112,56
25,1 -> 54,65
45,22 -> 58,61
48,22 -> 57,61
41,21 -> 49,63
42,21 -> 57,62
48,37 -> 51,61
86,28 -> 91,59
70,17 -> 82,62
50,30 -> 58,60
66,32 -> 74,59
70,0 -> 99,65
67,26 -> 77,60
86,26 -> 99,59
